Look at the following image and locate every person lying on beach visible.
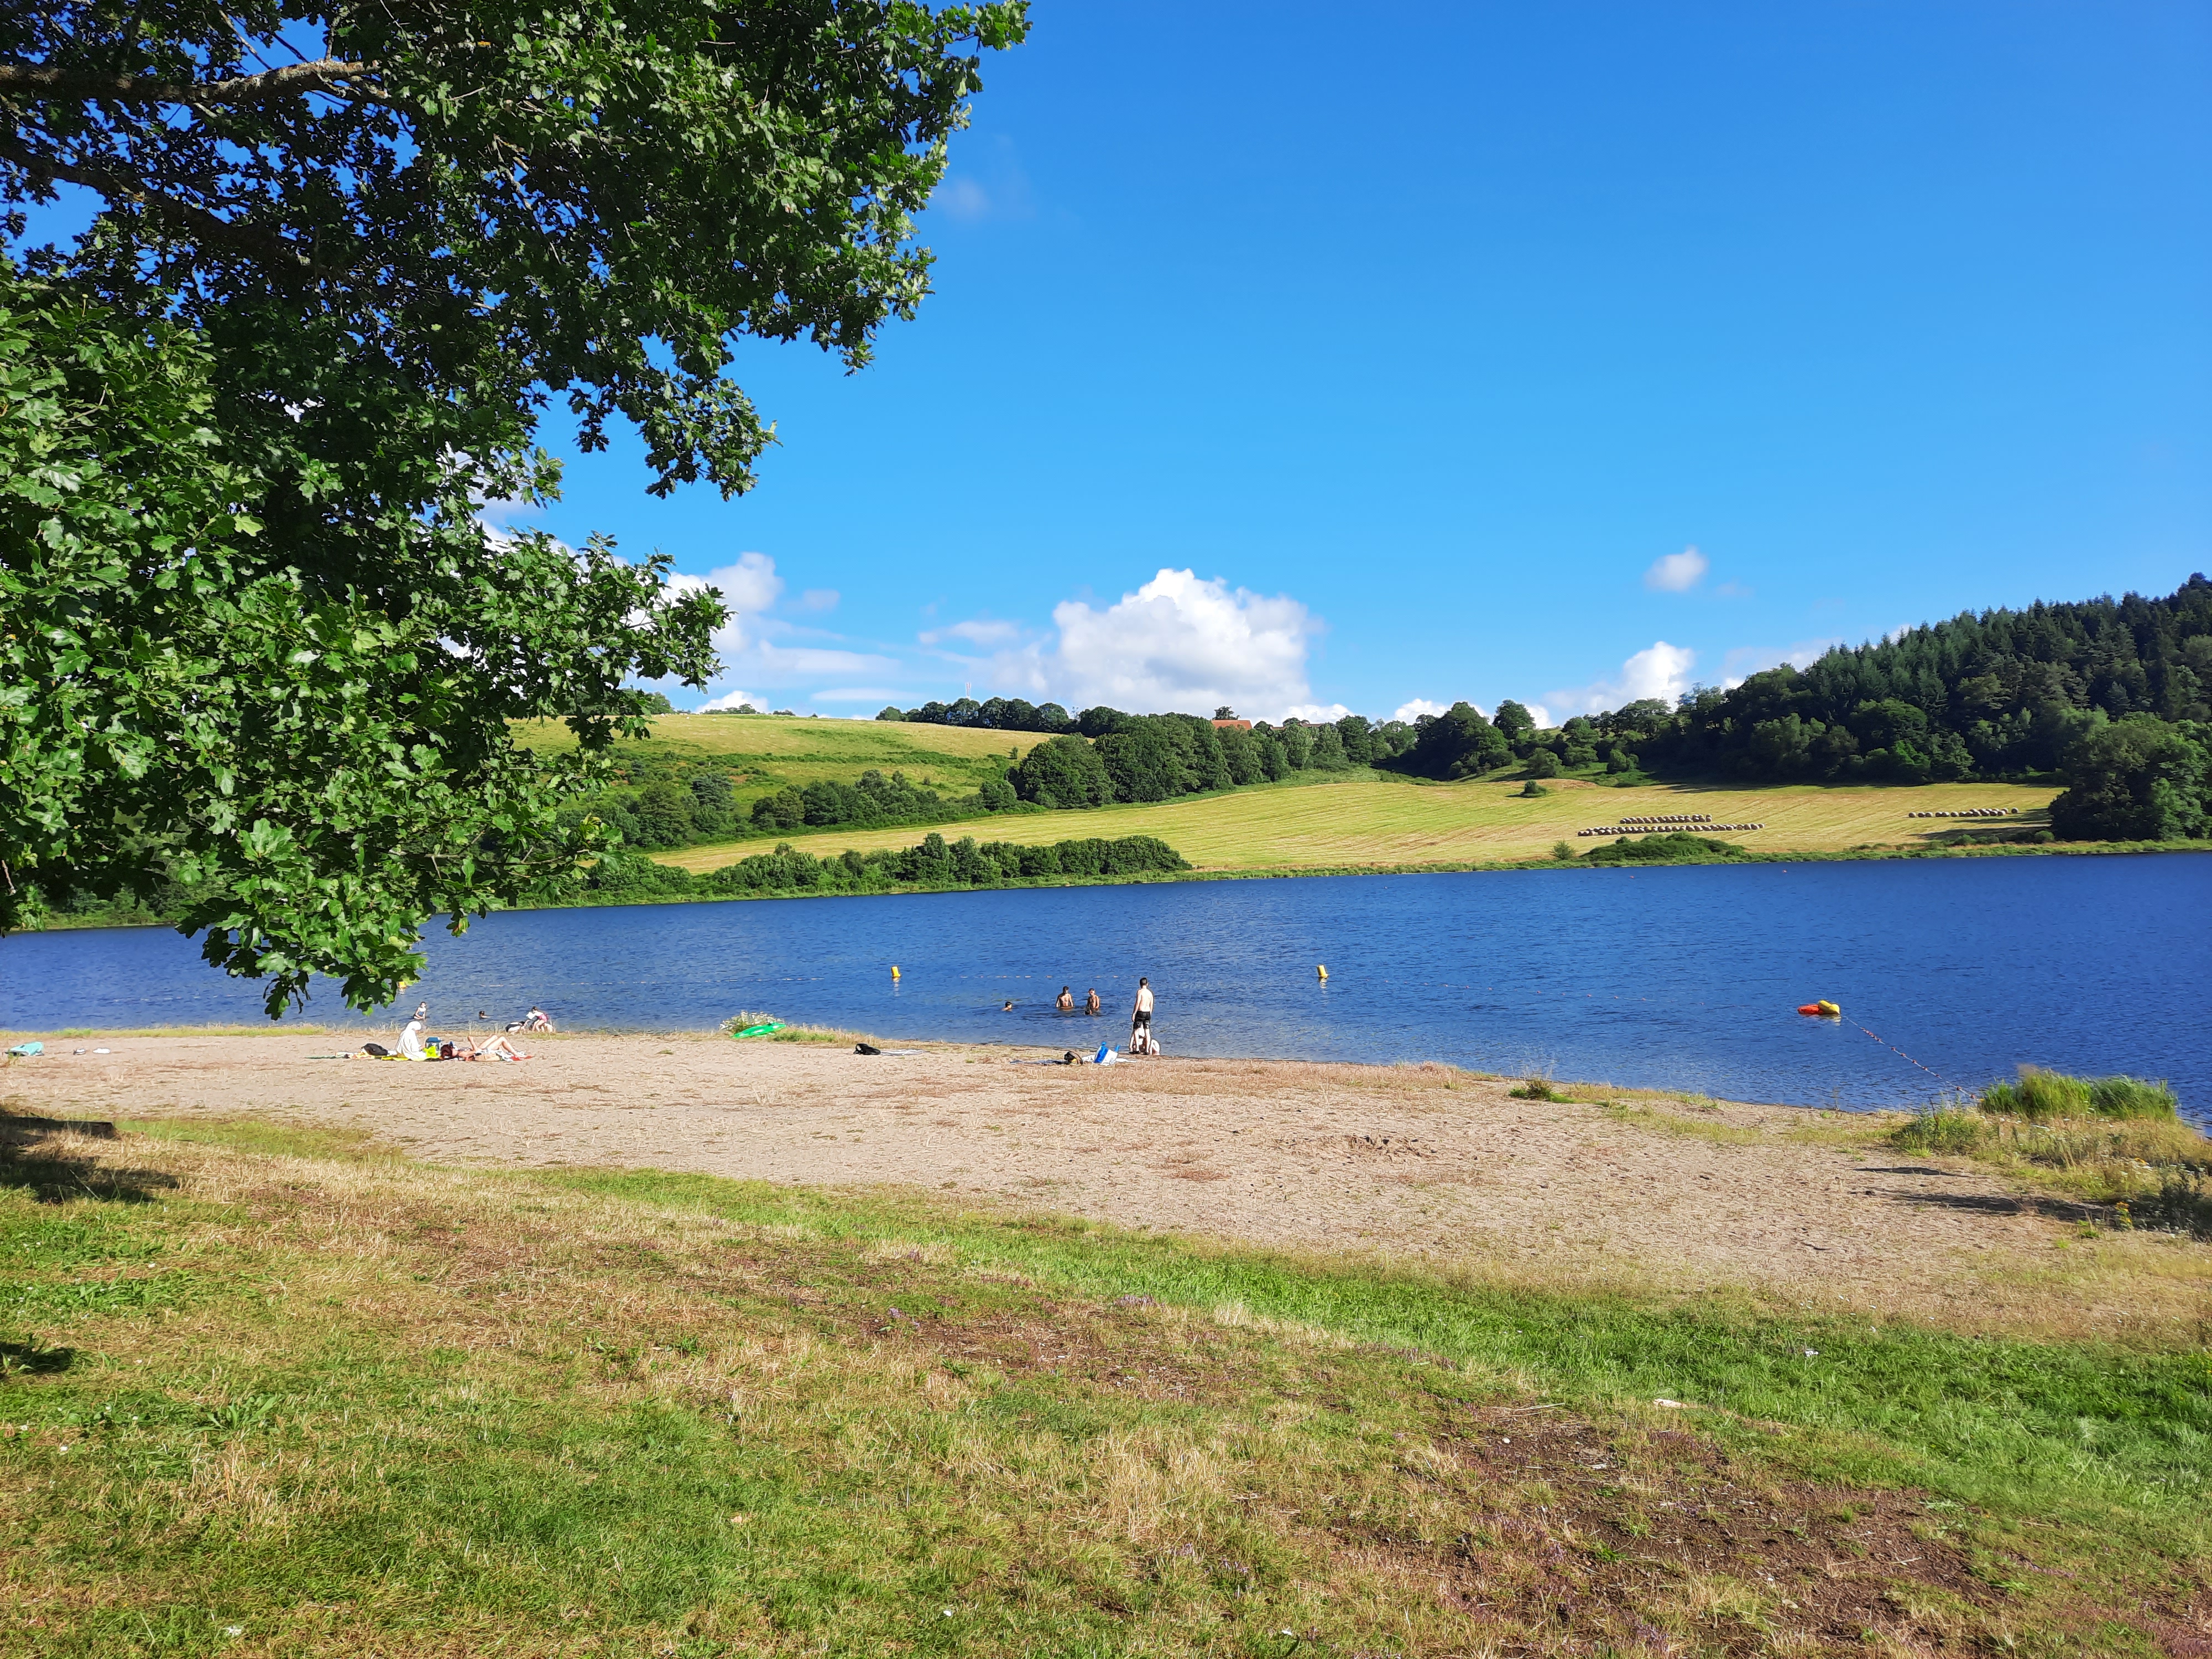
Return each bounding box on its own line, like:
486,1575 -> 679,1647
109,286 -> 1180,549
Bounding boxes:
465,1032 -> 528,1061
1056,987 -> 1074,1011
1085,988 -> 1101,1015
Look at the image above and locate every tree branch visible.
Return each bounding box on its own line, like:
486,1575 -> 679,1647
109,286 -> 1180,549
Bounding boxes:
0,134 -> 314,273
0,57 -> 383,107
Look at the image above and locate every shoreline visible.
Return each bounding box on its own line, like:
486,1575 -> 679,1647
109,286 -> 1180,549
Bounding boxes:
24,833 -> 2210,933
6,1032 -> 2206,1347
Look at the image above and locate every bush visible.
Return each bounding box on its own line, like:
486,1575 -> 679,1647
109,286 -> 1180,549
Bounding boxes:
1584,832 -> 1748,865
1522,748 -> 1562,779
1520,780 -> 1550,797
1551,841 -> 1573,861
1979,1067 -> 2179,1121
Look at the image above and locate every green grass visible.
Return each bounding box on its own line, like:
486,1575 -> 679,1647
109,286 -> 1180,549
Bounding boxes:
661,770 -> 2069,875
1979,1067 -> 2182,1121
4,1124 -> 2206,1655
517,712 -> 1047,817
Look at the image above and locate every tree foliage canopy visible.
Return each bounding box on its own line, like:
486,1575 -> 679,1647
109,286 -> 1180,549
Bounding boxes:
1,0 -> 1026,1010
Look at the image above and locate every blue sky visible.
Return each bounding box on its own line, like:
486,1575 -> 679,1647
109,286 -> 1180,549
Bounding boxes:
41,2 -> 2212,724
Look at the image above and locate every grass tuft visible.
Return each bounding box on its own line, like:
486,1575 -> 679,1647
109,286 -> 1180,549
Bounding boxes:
1980,1066 -> 2180,1121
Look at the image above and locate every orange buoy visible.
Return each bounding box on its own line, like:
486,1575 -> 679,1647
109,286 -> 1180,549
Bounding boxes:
1797,1000 -> 1841,1018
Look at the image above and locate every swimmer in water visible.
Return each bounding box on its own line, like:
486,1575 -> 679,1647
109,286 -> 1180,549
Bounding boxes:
1056,986 -> 1074,1011
1084,987 -> 1101,1016
1002,999 -> 1015,1011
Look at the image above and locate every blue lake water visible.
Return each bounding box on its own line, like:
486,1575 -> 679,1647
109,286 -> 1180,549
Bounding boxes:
4,853 -> 2208,1119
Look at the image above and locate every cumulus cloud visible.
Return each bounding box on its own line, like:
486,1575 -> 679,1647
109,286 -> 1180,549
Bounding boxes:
1392,698 -> 1449,723
1643,545 -> 1709,593
1545,641 -> 1698,717
1282,702 -> 1354,723
697,687 -> 763,713
1720,638 -> 1842,687
1000,568 -> 1322,719
1521,703 -> 1554,729
668,551 -> 783,622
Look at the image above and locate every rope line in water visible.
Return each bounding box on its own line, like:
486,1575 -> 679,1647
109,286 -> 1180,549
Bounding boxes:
1847,1018 -> 1952,1089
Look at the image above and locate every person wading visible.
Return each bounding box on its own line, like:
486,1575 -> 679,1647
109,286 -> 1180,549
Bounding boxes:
1130,977 -> 1154,1052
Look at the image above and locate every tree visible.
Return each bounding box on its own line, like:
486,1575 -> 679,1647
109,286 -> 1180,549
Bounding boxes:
2049,717 -> 2210,842
1402,702 -> 1510,780
1013,735 -> 1111,810
1492,700 -> 1536,750
1,1 -> 1027,1011
1214,705 -> 1237,720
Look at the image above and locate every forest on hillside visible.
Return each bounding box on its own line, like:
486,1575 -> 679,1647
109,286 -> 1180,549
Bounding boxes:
1385,575 -> 2212,842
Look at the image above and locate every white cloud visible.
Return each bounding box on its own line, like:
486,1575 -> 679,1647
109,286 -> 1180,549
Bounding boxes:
696,688 -> 763,713
1643,545 -> 1709,593
1392,698 -> 1449,723
693,551 -> 784,618
1720,638 -> 1843,687
1545,641 -> 1698,717
920,617 -> 1023,649
796,588 -> 841,613
811,687 -> 906,703
1521,702 -> 1554,730
1001,568 -> 1323,719
1283,702 -> 1354,723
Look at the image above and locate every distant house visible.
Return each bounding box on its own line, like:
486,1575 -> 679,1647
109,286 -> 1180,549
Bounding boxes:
1211,718 -> 1252,731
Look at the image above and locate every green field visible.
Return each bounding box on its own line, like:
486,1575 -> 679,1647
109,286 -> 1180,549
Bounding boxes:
6,1118 -> 2206,1655
661,768 -> 2063,875
517,712 -> 1050,816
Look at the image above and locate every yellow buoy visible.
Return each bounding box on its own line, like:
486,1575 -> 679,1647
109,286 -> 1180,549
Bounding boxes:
891,965 -> 901,979
1317,964 -> 1328,980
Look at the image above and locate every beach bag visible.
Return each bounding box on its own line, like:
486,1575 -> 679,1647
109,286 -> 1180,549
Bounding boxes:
361,1042 -> 389,1058
854,1042 -> 881,1055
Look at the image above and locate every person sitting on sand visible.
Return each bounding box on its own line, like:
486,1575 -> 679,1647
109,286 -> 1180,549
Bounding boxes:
1056,986 -> 1074,1011
510,1005 -> 555,1034
398,1017 -> 431,1061
1085,988 -> 1101,1016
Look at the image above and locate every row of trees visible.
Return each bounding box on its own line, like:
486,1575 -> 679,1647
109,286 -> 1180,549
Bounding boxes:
559,831 -> 1187,904
1005,712 -> 1422,808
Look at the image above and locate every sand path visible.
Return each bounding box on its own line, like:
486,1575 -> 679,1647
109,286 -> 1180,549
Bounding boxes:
7,1032 -> 2197,1339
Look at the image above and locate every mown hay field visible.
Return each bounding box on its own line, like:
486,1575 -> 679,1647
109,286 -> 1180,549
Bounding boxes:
661,771 -> 2061,874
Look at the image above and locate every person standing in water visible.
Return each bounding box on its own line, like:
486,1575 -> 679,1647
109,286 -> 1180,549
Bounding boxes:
1084,988 -> 1102,1016
1130,977 -> 1154,1048
1056,986 -> 1074,1011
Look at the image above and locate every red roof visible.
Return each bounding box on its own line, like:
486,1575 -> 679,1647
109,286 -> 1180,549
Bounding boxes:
1211,718 -> 1252,731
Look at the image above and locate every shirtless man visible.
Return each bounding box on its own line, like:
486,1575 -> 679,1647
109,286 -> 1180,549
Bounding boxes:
1130,977 -> 1154,1048
1084,988 -> 1102,1015
1055,986 -> 1074,1011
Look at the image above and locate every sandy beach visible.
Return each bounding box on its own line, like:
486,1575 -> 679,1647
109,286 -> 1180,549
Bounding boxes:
7,1030 -> 2204,1341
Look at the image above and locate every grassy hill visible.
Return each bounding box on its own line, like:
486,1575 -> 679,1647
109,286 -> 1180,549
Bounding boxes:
659,769 -> 2063,874
516,712 -> 1050,817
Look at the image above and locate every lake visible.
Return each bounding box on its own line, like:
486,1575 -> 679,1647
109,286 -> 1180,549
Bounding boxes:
5,853 -> 2208,1119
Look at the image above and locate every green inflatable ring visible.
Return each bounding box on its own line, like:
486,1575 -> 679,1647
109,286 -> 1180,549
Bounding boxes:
731,1021 -> 786,1039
